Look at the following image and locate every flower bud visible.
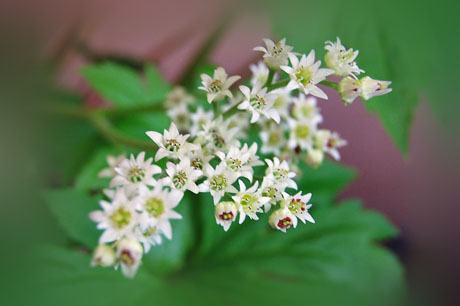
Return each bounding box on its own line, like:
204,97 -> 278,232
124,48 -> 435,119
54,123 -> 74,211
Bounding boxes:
305,149 -> 324,168
116,238 -> 143,278
268,207 -> 297,232
360,76 -> 392,100
338,76 -> 361,105
314,129 -> 332,149
215,201 -> 238,231
91,244 -> 116,267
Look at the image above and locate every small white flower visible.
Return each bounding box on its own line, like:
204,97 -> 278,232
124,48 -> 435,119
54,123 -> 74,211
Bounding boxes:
240,143 -> 264,168
165,86 -> 194,109
91,244 -> 116,267
109,152 -> 161,193
291,94 -> 323,124
260,177 -> 284,212
199,117 -> 240,153
135,225 -> 162,253
281,51 -> 335,99
314,130 -> 347,161
250,61 -> 269,86
187,147 -> 212,171
199,67 -> 240,103
90,188 -> 139,244
254,38 -> 294,69
265,157 -> 297,190
216,145 -> 253,181
305,148 -> 324,168
238,84 -> 280,124
338,76 -> 361,105
199,163 -> 238,205
215,201 -> 238,231
167,104 -> 191,133
268,207 -> 297,232
190,106 -> 214,136
260,122 -> 286,155
280,192 -> 315,224
116,238 -> 143,278
324,37 -> 364,77
98,154 -> 126,178
271,87 -> 292,120
135,183 -> 183,240
287,117 -> 318,150
163,158 -> 202,194
360,76 -> 392,100
146,122 -> 198,161
232,180 -> 270,224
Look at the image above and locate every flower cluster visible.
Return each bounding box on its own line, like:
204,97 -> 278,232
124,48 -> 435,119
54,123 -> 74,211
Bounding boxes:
89,37 -> 391,278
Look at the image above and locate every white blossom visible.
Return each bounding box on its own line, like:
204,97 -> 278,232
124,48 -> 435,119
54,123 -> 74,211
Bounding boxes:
163,158 -> 202,194
240,143 -> 264,168
146,122 -> 198,161
250,60 -> 269,86
281,51 -> 335,99
260,122 -> 287,155
98,154 -> 126,178
187,147 -> 212,171
287,117 -> 318,150
268,207 -> 298,232
199,117 -> 240,153
216,145 -> 254,181
199,163 -> 238,205
324,37 -> 364,77
271,87 -> 292,120
167,104 -> 191,133
91,244 -> 116,267
165,86 -> 194,109
254,38 -> 294,69
305,148 -> 324,168
215,201 -> 238,231
232,180 -> 270,223
291,94 -> 323,124
199,67 -> 240,103
360,76 -> 392,100
280,192 -> 315,224
265,157 -> 297,190
314,130 -> 347,161
190,106 -> 213,136
116,238 -> 143,278
239,84 -> 280,124
260,177 -> 284,212
338,76 -> 361,105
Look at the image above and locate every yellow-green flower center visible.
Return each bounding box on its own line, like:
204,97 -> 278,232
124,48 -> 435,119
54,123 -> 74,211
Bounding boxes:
295,66 -> 314,86
173,170 -> 188,189
295,124 -> 310,139
111,207 -> 132,228
211,175 -> 227,191
145,197 -> 165,218
128,167 -> 145,183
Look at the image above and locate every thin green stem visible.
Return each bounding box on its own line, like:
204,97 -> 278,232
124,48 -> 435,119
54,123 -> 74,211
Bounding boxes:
267,79 -> 290,91
265,69 -> 275,87
222,102 -> 240,120
212,102 -> 220,118
320,80 -> 339,90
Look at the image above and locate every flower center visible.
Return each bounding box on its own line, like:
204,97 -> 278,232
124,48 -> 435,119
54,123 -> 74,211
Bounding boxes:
263,186 -> 277,199
295,66 -> 314,86
211,131 -> 225,149
295,124 -> 310,139
210,174 -> 228,191
273,168 -> 288,180
277,217 -> 293,229
288,198 -> 306,214
268,131 -> 280,145
191,158 -> 203,170
143,227 -> 158,237
250,95 -> 267,109
128,167 -> 145,183
165,139 -> 181,152
227,158 -> 242,170
272,42 -> 284,56
111,208 -> 132,228
210,80 -> 223,93
145,197 -> 165,218
120,249 -> 135,266
240,194 -> 259,213
173,170 -> 188,189
219,211 -> 234,221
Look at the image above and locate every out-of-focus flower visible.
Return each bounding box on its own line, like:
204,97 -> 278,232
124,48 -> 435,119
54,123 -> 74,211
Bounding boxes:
239,84 -> 280,124
324,37 -> 364,77
91,244 -> 116,267
98,154 -> 126,178
254,38 -> 294,69
199,67 -> 240,103
165,86 -> 194,109
116,238 -> 143,278
250,61 -> 269,86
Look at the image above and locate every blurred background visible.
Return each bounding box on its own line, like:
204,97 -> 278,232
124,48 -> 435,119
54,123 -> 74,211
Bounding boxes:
0,0 -> 459,305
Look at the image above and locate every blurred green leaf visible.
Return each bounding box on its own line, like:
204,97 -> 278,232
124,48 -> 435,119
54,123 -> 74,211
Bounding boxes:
43,189 -> 100,248
74,147 -> 116,191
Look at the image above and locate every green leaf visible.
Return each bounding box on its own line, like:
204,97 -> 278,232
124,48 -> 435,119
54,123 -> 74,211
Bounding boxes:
81,62 -> 170,108
74,147 -> 116,191
43,189 -> 100,248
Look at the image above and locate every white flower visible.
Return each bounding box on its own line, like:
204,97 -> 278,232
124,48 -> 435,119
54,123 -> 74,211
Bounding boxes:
254,38 -> 294,69
338,76 -> 361,105
291,94 -> 323,124
360,76 -> 392,100
116,238 -> 143,278
163,158 -> 202,194
265,157 -> 297,190
232,181 -> 269,224
271,87 -> 292,120
90,188 -> 139,244
314,130 -> 347,160
215,201 -> 238,231
190,106 -> 214,136
281,51 -> 335,99
134,225 -> 162,253
240,143 -> 264,168
305,148 -> 324,168
287,117 -> 317,150
260,122 -> 286,155
98,154 -> 126,178
165,86 -> 194,109
260,177 -> 284,212
135,183 -> 182,240
146,122 -> 198,161
238,84 -> 280,124
167,104 -> 191,133
250,61 -> 269,86
199,117 -> 240,153
199,67 -> 240,103
187,147 -> 212,171
268,207 -> 297,232
91,244 -> 116,267
199,163 -> 238,205
324,37 -> 364,77
216,145 -> 253,181
281,192 -> 315,224
109,152 -> 161,193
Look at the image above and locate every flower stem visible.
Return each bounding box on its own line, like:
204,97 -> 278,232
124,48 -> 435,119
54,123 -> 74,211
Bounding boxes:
221,102 -> 240,120
212,101 -> 220,118
267,79 -> 289,91
266,69 -> 275,87
320,80 -> 339,90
